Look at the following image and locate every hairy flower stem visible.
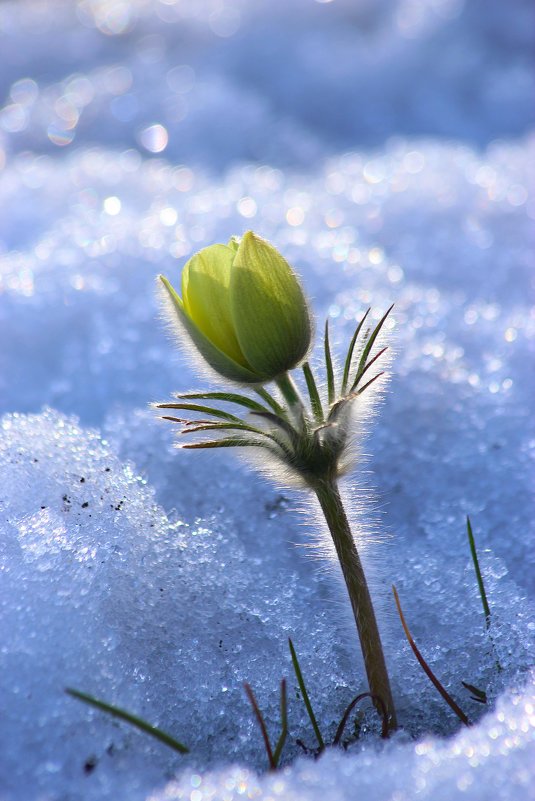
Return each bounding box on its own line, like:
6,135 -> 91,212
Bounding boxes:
313,478 -> 397,731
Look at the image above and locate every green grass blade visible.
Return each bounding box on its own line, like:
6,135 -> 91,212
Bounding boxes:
288,638 -> 324,751
65,689 -> 189,754
302,362 -> 324,423
272,679 -> 288,767
324,320 -> 335,405
466,516 -> 491,628
351,304 -> 393,392
175,391 -> 271,414
341,309 -> 370,395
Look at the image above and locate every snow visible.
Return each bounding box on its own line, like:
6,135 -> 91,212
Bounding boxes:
0,1 -> 534,799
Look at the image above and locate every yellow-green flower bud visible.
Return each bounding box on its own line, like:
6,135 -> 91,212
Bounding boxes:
159,231 -> 312,384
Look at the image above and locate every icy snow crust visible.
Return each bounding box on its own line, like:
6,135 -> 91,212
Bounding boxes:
1,1 -> 534,800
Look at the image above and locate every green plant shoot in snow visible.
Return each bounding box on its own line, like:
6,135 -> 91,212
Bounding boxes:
157,231 -> 397,730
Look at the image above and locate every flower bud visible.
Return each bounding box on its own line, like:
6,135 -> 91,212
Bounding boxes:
159,231 -> 312,384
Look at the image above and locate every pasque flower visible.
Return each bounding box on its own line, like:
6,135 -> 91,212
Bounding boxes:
159,231 -> 312,384
156,231 -> 397,733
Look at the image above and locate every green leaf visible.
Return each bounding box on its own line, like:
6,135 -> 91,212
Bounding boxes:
355,347 -> 388,386
356,371 -> 385,395
254,386 -> 286,417
251,410 -> 298,440
65,689 -> 189,754
181,437 -> 273,450
324,320 -> 335,405
155,402 -> 243,423
272,679 -> 288,767
180,421 -> 268,436
288,638 -> 324,751
179,421 -> 288,451
175,391 -> 271,414
302,362 -> 324,423
341,308 -> 370,395
466,516 -> 491,628
351,305 -> 393,392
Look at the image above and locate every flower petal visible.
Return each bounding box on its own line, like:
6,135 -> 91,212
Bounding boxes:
181,244 -> 248,367
159,275 -> 261,383
230,232 -> 312,377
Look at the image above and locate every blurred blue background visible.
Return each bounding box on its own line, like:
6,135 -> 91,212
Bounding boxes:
1,0 -> 533,171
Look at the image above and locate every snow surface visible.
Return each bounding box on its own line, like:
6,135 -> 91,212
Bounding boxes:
1,1 -> 534,800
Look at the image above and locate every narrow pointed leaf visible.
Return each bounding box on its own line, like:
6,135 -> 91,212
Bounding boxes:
175,391 -> 271,415
341,308 -> 370,395
155,403 -> 242,423
355,346 -> 388,384
302,362 -> 324,423
288,638 -> 324,751
392,586 -> 470,726
244,683 -> 275,770
251,410 -> 299,444
467,516 -> 491,628
324,320 -> 335,405
65,689 -> 189,754
243,414 -> 295,460
254,386 -> 286,417
272,679 -> 288,767
357,371 -> 385,395
180,422 -> 269,437
351,304 -> 394,391
181,437 -> 270,450
180,421 -> 288,451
